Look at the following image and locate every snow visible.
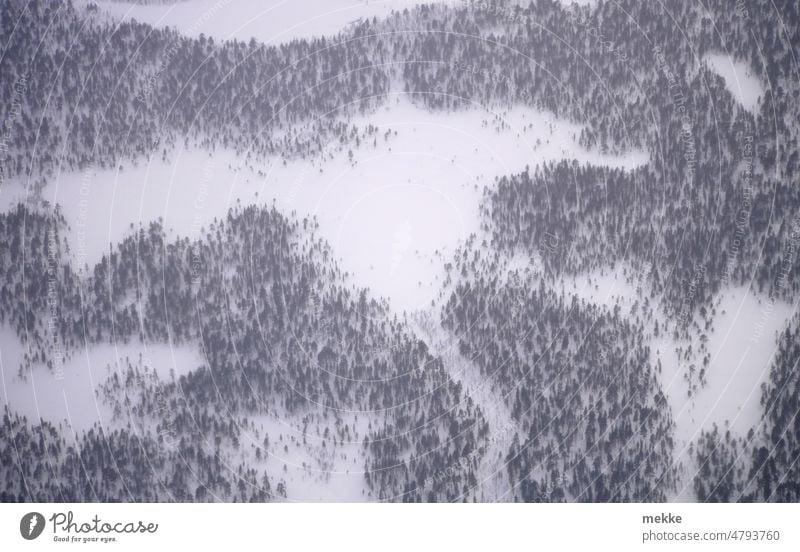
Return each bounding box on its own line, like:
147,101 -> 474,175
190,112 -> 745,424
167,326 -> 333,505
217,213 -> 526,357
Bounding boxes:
84,0 -> 457,43
410,309 -> 521,501
666,288 -> 795,500
320,99 -> 645,312
0,97 -> 648,313
678,289 -> 794,437
561,269 -> 795,442
0,323 -> 368,501
703,53 -> 763,113
566,266 -> 645,311
553,266 -> 797,500
244,412 -> 371,501
0,85 -> 649,500
0,326 -> 204,433
83,0 -> 604,47
0,93 -> 648,499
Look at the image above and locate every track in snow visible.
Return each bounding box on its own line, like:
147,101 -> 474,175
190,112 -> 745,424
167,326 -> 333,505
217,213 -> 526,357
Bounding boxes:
410,309 -> 522,501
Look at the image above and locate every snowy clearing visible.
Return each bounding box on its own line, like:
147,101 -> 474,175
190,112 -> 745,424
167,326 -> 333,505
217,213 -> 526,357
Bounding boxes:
85,0 -> 456,43
1,98 -> 647,313
244,412 -> 371,501
0,326 -> 204,433
553,265 -> 797,500
704,53 -> 763,113
679,289 -> 794,438
565,268 -> 794,441
557,265 -> 797,500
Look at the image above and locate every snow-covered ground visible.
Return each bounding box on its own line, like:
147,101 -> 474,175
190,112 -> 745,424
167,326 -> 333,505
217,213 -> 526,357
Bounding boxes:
0,90 -> 648,499
0,97 -> 647,313
242,412 -> 371,501
0,321 -> 370,500
84,0 -> 457,43
410,309 -> 521,501
0,325 -> 203,432
703,53 -> 763,113
561,267 -> 794,442
678,289 -> 793,439
556,264 -> 797,500
85,0 -> 599,45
